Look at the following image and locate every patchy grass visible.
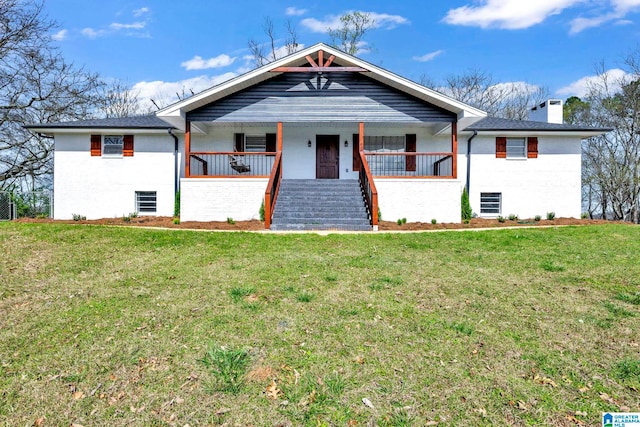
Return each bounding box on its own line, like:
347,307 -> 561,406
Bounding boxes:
0,223 -> 639,426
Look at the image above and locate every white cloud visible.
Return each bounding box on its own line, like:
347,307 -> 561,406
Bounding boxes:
556,68 -> 630,97
110,21 -> 146,30
132,73 -> 238,110
181,54 -> 236,70
569,0 -> 640,33
301,11 -> 409,33
443,0 -> 581,29
81,27 -> 105,39
285,7 -> 307,16
52,29 -> 68,41
413,50 -> 444,62
133,7 -> 150,17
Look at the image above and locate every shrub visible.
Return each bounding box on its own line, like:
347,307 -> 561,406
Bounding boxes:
199,344 -> 250,394
508,214 -> 518,221
377,206 -> 382,221
173,191 -> 181,218
534,215 -> 541,222
227,217 -> 235,224
461,187 -> 472,221
173,217 -> 180,225
546,211 -> 556,220
122,214 -> 131,223
581,212 -> 589,219
497,216 -> 506,223
130,212 -> 138,218
72,214 -> 86,221
463,219 -> 470,224
396,218 -> 407,225
259,200 -> 265,222
431,219 -> 437,225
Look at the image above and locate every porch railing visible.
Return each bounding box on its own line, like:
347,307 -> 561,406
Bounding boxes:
188,152 -> 276,177
264,152 -> 282,229
359,151 -> 378,226
364,152 -> 454,178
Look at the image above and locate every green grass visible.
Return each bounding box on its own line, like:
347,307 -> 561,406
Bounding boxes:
1,223 -> 639,426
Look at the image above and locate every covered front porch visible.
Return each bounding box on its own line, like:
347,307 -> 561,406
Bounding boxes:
180,119 -> 460,228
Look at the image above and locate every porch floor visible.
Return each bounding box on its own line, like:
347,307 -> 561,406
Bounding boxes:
271,180 -> 372,231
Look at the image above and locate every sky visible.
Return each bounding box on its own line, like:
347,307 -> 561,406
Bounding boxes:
43,0 -> 640,110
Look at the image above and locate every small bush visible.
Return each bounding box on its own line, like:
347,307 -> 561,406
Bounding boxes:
461,187 -> 472,221
396,218 -> 407,225
581,212 -> 589,219
497,216 -> 506,223
534,215 -> 541,221
200,344 -> 250,394
508,214 -> 518,221
122,214 -> 131,223
173,191 -> 181,218
431,219 -> 437,225
546,211 -> 556,220
227,217 -> 235,224
377,206 -> 382,221
173,217 -> 180,225
463,219 -> 470,224
130,212 -> 138,218
72,214 -> 86,221
259,200 -> 265,222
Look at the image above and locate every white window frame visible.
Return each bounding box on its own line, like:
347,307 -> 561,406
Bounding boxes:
135,191 -> 157,213
506,138 -> 526,159
480,192 -> 501,215
103,135 -> 124,157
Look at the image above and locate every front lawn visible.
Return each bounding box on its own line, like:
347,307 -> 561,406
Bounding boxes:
0,223 -> 638,426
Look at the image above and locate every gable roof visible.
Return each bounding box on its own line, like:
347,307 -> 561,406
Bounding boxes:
156,43 -> 487,131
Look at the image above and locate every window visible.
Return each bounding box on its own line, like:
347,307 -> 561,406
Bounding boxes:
496,137 -> 538,159
506,138 -> 526,158
364,136 -> 405,152
135,191 -> 157,213
480,192 -> 501,215
245,135 -> 266,152
91,134 -> 134,157
103,135 -> 124,156
364,136 -> 406,174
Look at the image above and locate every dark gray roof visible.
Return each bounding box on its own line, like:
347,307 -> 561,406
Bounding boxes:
25,115 -> 173,129
464,117 -> 610,132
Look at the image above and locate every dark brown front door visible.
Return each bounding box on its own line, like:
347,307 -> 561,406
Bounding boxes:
316,135 -> 339,179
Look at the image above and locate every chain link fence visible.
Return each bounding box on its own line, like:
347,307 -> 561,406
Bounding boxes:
0,190 -> 52,220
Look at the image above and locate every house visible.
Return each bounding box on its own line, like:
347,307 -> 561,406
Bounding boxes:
26,43 -> 607,230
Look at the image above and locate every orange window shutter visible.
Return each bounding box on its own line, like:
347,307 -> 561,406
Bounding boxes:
496,137 -> 507,158
123,135 -> 134,157
527,137 -> 538,158
90,134 -> 101,156
405,134 -> 416,172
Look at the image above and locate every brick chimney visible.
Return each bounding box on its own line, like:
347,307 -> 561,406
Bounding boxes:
528,99 -> 563,124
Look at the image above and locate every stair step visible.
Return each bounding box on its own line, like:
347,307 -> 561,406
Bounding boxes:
271,179 -> 372,231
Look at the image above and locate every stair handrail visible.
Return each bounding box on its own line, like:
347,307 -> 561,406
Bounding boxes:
264,151 -> 282,229
359,151 -> 378,226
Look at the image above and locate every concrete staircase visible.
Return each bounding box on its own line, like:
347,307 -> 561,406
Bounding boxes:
270,179 -> 372,231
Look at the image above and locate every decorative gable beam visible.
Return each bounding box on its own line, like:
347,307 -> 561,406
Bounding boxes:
270,49 -> 368,73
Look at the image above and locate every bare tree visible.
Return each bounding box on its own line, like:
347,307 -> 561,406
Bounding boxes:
97,80 -> 147,118
421,69 -> 549,120
327,11 -> 375,55
248,17 -> 300,67
0,0 -> 103,190
572,57 -> 640,222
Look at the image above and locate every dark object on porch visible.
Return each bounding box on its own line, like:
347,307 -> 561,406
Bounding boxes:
229,155 -> 251,173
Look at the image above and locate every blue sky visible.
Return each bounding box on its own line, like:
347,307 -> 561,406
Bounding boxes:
45,0 -> 640,109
